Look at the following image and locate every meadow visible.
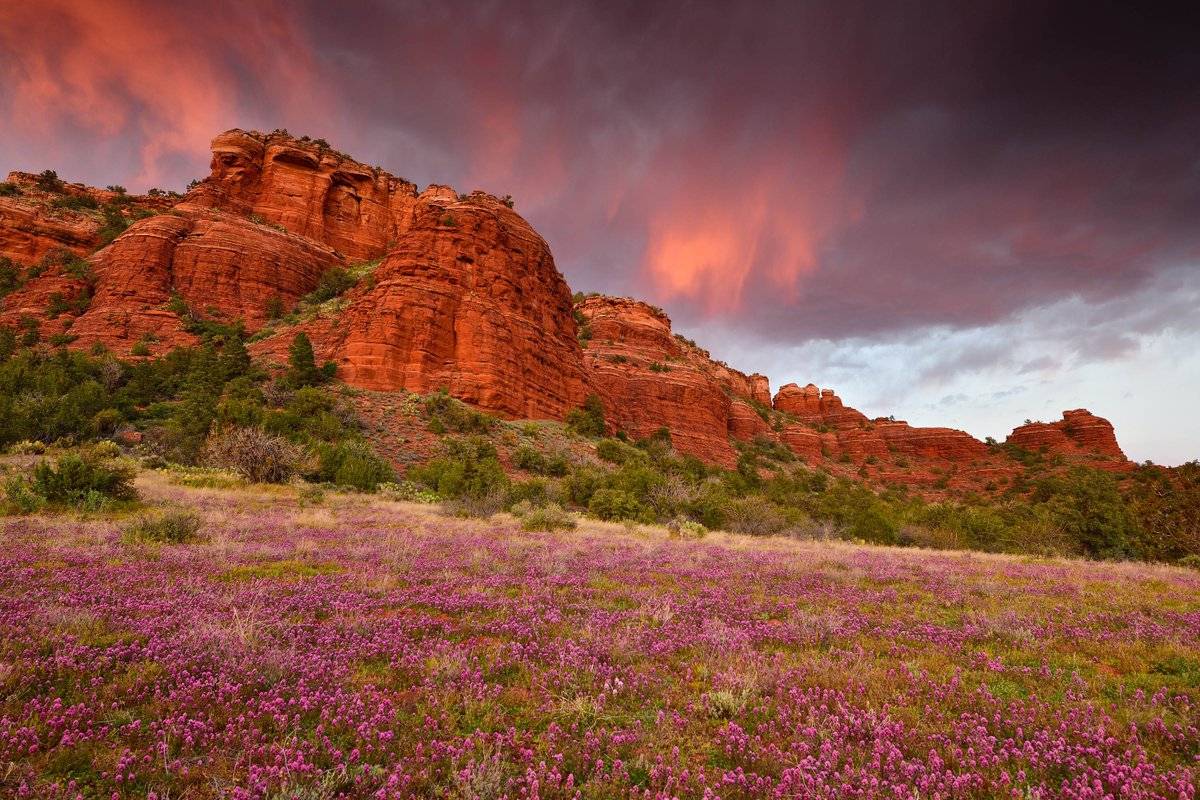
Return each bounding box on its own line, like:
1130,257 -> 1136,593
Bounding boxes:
1,475 -> 1198,799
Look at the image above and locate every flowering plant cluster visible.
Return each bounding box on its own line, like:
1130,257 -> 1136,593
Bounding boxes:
1,489 -> 1197,798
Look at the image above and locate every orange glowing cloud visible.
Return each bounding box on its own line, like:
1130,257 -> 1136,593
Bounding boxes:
0,0 -> 328,188
641,135 -> 855,314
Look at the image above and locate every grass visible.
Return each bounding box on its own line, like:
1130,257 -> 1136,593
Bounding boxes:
0,475 -> 1196,797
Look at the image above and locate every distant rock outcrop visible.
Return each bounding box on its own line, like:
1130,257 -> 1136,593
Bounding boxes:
1006,409 -> 1126,461
576,295 -> 772,466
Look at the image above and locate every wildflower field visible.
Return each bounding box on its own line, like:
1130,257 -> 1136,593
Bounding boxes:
2,480 -> 1198,799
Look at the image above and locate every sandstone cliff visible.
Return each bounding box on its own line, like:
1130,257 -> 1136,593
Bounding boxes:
1006,409 -> 1127,462
253,191 -> 591,420
0,129 -> 1137,484
188,129 -> 424,261
575,295 -> 772,466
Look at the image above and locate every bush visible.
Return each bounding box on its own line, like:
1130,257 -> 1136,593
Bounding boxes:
596,437 -> 643,465
204,427 -> 299,483
2,474 -> 45,515
666,516 -> 707,539
265,295 -> 286,320
35,169 -> 63,192
284,332 -> 334,387
8,440 -> 46,455
377,481 -> 439,503
1032,467 -> 1139,559
410,438 -> 509,500
97,204 -> 129,244
314,440 -> 395,491
30,453 -> 138,506
122,510 -> 203,544
520,503 -> 576,532
513,445 -> 568,476
588,488 -> 645,521
1179,554 -> 1200,571
52,194 -> 99,211
0,257 -> 20,297
725,497 -> 792,536
424,389 -> 497,434
565,394 -> 606,437
303,267 -> 357,304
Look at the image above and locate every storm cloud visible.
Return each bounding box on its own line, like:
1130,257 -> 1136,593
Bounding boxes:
2,0 -> 1197,461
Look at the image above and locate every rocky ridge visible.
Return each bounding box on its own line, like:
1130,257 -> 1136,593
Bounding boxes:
0,129 -> 1135,487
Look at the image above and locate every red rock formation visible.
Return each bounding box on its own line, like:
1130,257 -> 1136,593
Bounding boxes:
188,129 -> 425,261
65,207 -> 340,355
773,383 -> 868,427
574,295 -> 771,465
0,172 -> 167,265
772,383 -> 988,465
254,193 -> 589,420
1006,409 -> 1127,461
2,130 -> 1142,490
875,421 -> 988,461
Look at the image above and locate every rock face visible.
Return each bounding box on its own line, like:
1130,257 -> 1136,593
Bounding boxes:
1006,409 -> 1126,461
1,128 -> 1139,485
254,192 -> 590,420
65,207 -> 340,354
0,172 -> 167,265
188,129 -> 423,262
576,295 -> 771,466
772,383 -> 988,465
774,383 -> 869,427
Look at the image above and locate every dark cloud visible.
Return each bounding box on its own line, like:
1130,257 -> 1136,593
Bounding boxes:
2,2 -> 1198,453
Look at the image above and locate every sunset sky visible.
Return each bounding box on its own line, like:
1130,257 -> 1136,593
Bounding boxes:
2,1 -> 1197,463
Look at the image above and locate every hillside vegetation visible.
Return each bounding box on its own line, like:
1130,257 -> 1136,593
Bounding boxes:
1,337 -> 1198,565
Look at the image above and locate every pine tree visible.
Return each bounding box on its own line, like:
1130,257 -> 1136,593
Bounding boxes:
286,332 -> 320,387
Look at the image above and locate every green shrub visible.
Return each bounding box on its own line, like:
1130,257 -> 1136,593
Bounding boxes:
30,453 -> 138,506
565,394 -> 607,437
1032,467 -> 1139,559
303,268 -> 357,304
410,437 -> 509,500
284,332 -> 334,387
97,204 -> 129,244
587,488 -> 645,521
0,257 -> 20,297
512,445 -> 568,476
35,170 -> 63,192
377,481 -> 439,503
52,194 -> 99,211
2,474 -> 45,515
314,440 -> 395,491
666,516 -> 707,539
520,502 -> 576,532
265,295 -> 286,320
0,181 -> 20,197
423,389 -> 497,434
122,510 -> 203,544
596,437 -> 643,465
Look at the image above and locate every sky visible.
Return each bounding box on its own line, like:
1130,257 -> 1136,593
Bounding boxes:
1,0 -> 1197,464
